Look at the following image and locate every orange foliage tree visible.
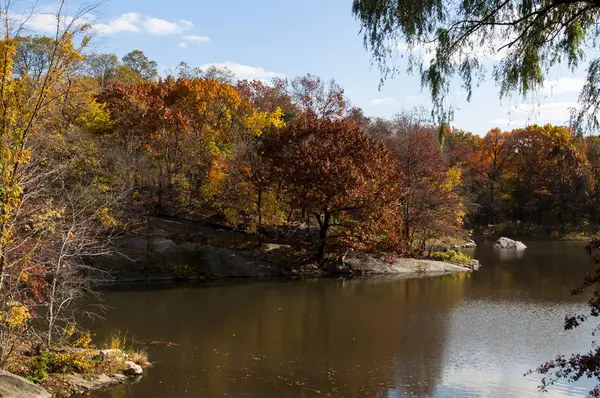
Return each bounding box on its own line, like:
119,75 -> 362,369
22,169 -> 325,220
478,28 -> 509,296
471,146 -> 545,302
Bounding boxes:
506,125 -> 589,230
99,77 -> 249,212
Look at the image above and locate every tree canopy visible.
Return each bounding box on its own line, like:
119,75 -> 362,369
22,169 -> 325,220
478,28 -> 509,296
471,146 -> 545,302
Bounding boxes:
352,0 -> 600,131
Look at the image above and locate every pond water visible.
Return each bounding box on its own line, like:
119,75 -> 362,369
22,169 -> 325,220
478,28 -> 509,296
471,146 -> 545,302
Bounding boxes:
83,240 -> 597,397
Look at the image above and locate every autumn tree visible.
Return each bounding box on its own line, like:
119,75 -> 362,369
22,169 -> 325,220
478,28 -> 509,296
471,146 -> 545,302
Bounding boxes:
384,115 -> 464,248
270,118 -> 400,261
506,125 -> 589,230
277,74 -> 349,121
479,128 -> 515,225
214,80 -> 291,240
586,136 -> 600,223
100,76 -> 296,217
236,79 -> 297,121
0,0 -> 129,362
217,109 -> 286,241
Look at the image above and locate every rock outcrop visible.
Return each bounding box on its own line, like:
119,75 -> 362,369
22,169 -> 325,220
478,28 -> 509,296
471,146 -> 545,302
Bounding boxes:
344,254 -> 472,275
65,373 -> 128,394
92,218 -> 480,281
0,370 -> 51,398
493,237 -> 527,250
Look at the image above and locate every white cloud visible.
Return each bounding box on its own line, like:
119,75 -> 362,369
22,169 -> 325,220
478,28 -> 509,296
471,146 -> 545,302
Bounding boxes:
487,118 -> 526,126
21,10 -> 194,37
541,77 -> 584,96
23,13 -> 74,34
515,101 -> 576,122
183,35 -> 210,44
490,101 -> 576,127
199,62 -> 283,80
178,42 -> 188,49
488,101 -> 577,127
142,17 -> 192,35
370,97 -> 396,106
93,12 -> 140,34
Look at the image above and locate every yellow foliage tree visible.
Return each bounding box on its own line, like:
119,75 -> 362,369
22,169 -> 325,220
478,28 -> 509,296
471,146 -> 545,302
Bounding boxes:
0,2 -> 96,363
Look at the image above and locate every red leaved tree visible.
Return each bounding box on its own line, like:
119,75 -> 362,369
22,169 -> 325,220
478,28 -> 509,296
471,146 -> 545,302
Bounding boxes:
268,118 -> 401,261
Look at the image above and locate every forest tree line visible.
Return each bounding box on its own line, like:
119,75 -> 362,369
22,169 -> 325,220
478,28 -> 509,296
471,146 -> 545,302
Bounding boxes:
14,36 -> 600,260
79,48 -> 600,245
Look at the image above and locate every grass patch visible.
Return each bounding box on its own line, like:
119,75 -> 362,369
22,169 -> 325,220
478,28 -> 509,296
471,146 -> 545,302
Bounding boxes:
430,250 -> 472,265
104,330 -> 133,353
128,350 -> 151,367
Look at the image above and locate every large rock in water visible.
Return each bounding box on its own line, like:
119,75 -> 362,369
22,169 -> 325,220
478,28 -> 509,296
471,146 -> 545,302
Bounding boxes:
344,254 -> 471,275
494,237 -> 527,250
0,370 -> 51,398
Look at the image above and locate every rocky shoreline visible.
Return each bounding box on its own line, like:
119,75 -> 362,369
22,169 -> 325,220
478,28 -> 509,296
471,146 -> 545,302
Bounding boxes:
89,217 -> 480,284
93,235 -> 478,285
0,348 -> 149,398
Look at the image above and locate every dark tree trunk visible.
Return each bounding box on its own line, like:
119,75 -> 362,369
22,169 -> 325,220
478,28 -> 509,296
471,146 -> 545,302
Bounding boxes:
257,185 -> 263,246
317,211 -> 331,262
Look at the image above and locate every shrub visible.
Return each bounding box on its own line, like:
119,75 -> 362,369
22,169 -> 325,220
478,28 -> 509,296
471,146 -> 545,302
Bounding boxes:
27,349 -> 95,384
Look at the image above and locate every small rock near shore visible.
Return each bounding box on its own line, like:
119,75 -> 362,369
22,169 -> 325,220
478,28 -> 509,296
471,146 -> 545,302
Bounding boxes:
461,239 -> 477,249
123,361 -> 143,376
493,237 -> 527,250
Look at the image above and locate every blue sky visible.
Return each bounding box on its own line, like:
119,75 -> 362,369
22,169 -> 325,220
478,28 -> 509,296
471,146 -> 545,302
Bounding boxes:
19,0 -> 588,135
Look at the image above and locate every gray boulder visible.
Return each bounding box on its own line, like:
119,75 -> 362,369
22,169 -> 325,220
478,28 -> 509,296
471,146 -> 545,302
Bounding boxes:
461,240 -> 477,249
123,361 -> 143,376
469,259 -> 481,270
0,370 -> 51,398
494,237 -> 527,250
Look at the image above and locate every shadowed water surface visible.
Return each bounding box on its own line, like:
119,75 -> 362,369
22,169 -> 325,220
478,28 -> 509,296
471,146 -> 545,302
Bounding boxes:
83,240 -> 596,397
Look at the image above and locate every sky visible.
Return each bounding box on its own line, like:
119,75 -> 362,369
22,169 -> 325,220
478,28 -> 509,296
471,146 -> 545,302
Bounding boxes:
14,0 -> 590,135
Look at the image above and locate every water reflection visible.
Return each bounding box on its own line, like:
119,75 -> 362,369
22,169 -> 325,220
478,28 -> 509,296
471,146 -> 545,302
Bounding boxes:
493,246 -> 527,261
84,241 -> 595,397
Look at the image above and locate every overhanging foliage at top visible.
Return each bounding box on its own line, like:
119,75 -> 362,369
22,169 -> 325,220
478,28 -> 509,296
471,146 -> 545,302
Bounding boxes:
352,0 -> 600,132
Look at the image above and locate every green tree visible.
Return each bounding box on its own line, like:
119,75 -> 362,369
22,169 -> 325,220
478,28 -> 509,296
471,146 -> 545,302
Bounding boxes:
352,0 -> 600,130
13,36 -> 57,80
85,53 -> 120,86
121,50 -> 158,81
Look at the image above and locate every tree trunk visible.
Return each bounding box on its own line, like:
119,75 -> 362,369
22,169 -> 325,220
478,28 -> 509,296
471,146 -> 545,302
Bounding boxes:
317,211 -> 331,262
489,183 -> 496,225
257,185 -> 263,246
